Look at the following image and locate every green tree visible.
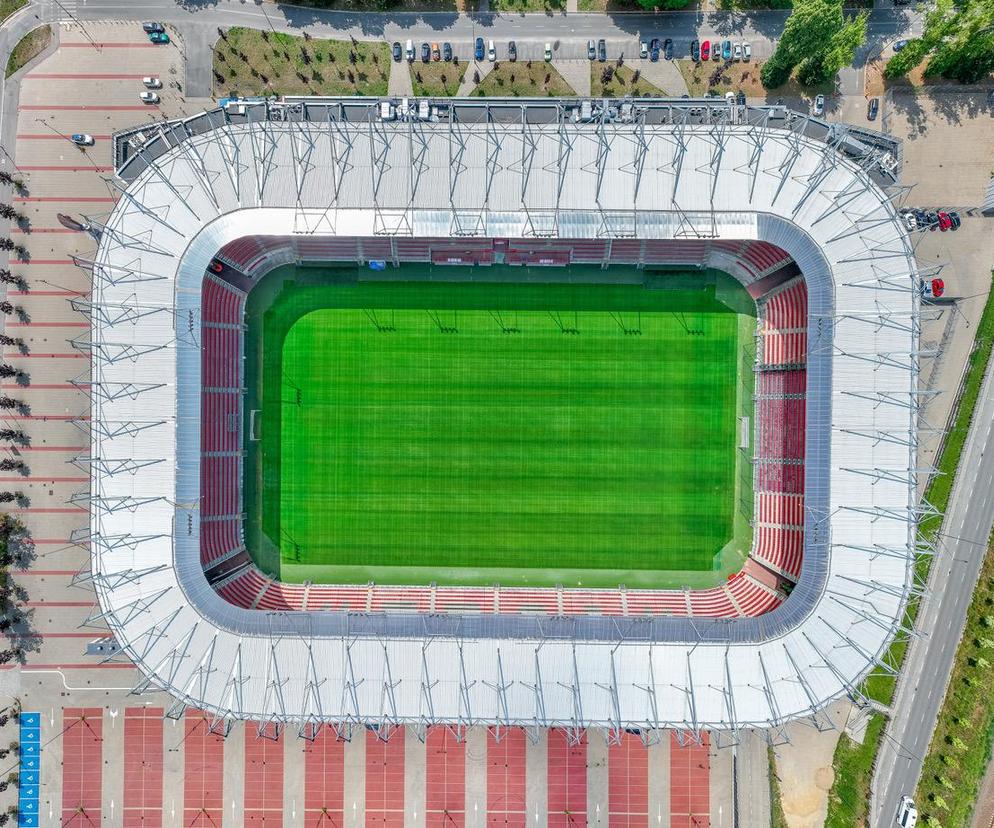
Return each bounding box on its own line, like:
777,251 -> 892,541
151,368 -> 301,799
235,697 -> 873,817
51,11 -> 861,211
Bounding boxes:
761,0 -> 866,88
632,0 -> 692,9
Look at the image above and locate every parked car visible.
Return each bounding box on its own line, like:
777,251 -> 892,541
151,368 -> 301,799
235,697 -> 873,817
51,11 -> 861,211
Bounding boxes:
867,96 -> 879,120
813,94 -> 825,115
926,210 -> 940,230
649,38 -> 660,62
722,40 -> 732,60
148,31 -> 169,44
701,40 -> 711,61
893,39 -> 909,51
443,42 -> 452,61
894,796 -> 918,828
142,76 -> 162,88
488,40 -> 496,61
900,210 -> 917,232
208,260 -> 224,274
663,38 -> 673,60
474,37 -> 485,61
431,42 -> 440,61
733,42 -> 742,61
640,41 -> 648,59
508,40 -> 516,61
737,90 -> 746,105
139,91 -> 159,104
690,39 -> 700,62
544,42 -> 553,61
938,211 -> 952,231
587,40 -> 596,60
70,133 -> 94,146
948,210 -> 961,230
392,41 -> 402,61
712,42 -> 721,61
598,39 -> 607,61
406,39 -> 416,61
921,279 -> 944,300
742,41 -> 751,61
421,42 -> 430,62
142,21 -> 164,33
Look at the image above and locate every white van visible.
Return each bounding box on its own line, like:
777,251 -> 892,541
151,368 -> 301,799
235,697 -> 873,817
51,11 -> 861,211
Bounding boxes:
405,39 -> 414,61
897,796 -> 918,828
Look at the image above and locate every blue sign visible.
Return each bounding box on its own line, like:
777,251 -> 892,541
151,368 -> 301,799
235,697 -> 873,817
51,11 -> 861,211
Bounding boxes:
18,814 -> 37,827
368,260 -> 387,271
19,713 -> 38,728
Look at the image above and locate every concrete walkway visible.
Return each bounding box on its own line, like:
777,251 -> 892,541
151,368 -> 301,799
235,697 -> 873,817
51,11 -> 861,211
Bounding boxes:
389,58 -> 414,95
457,60 -> 491,95
637,57 -> 689,95
553,59 -> 590,96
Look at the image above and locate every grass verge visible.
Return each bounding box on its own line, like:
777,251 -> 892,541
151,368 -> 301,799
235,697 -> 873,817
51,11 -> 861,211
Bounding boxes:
214,28 -> 390,97
867,271 -> 994,706
410,61 -> 464,96
472,61 -> 575,97
769,746 -> 790,828
0,0 -> 26,25
825,713 -> 886,828
489,0 -> 564,10
916,531 -> 994,826
591,63 -> 667,97
676,58 -> 833,99
6,25 -> 51,79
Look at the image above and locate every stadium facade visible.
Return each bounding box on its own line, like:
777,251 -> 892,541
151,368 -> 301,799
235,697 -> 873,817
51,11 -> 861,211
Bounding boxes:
80,97 -> 921,740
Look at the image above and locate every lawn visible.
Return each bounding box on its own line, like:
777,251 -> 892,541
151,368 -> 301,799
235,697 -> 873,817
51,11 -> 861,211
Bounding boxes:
676,58 -> 833,99
6,25 -> 50,79
824,713 -> 886,828
410,60 -> 464,96
489,0 -> 564,10
916,531 -> 994,827
472,61 -> 576,97
0,0 -> 26,24
214,28 -> 390,98
591,63 -> 667,97
247,269 -> 754,589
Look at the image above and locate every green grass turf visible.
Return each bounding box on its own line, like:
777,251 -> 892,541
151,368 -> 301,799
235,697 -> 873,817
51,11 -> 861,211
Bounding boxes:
244,267 -> 754,589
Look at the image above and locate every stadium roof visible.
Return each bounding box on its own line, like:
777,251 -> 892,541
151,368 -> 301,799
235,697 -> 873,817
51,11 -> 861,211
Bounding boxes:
82,98 -> 921,737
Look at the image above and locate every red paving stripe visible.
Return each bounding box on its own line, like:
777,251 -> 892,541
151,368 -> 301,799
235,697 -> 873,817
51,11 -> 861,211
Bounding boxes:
5,353 -> 87,358
669,733 -> 710,828
26,74 -> 146,79
16,165 -> 115,172
2,415 -> 88,420
13,569 -> 78,574
19,663 -> 133,670
61,708 -> 103,827
303,727 -> 344,821
10,259 -> 75,265
59,42 -> 162,48
0,384 -> 85,390
7,508 -> 87,513
13,197 -> 115,203
16,135 -> 110,140
24,600 -> 94,607
0,477 -> 87,482
124,707 -> 164,828
609,733 -> 649,828
0,445 -> 87,450
426,726 -> 465,828
17,632 -> 99,639
6,321 -> 88,327
20,537 -> 86,543
548,730 -> 587,828
366,728 -> 404,825
11,228 -> 81,234
19,105 -> 154,112
245,721 -> 284,826
184,711 -> 225,828
487,728 -> 526,826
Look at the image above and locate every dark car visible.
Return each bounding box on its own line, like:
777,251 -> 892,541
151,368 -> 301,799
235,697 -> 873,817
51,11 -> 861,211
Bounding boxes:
142,21 -> 164,33
474,37 -> 485,61
949,210 -> 961,230
663,38 -> 673,60
867,97 -> 879,120
690,39 -> 700,61
722,40 -> 732,60
649,38 -> 660,62
443,42 -> 453,61
421,42 -> 430,62
737,90 -> 746,105
893,39 -> 909,51
508,40 -> 517,61
926,211 -> 940,230
598,39 -> 607,61
392,41 -> 402,62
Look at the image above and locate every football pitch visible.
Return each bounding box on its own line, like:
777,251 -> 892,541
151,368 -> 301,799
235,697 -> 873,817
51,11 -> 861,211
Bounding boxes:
244,266 -> 755,589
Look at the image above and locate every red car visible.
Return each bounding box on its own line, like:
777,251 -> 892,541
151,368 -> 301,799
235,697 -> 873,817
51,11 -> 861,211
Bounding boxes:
937,211 -> 952,231
701,40 -> 710,61
208,259 -> 223,273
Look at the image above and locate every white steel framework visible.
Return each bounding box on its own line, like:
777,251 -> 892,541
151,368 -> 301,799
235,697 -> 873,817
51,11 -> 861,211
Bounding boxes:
83,98 -> 920,738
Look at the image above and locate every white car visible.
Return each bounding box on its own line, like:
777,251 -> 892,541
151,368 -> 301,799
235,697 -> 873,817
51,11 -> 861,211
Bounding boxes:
139,91 -> 160,104
544,42 -> 552,61
142,76 -> 162,88
70,133 -> 94,146
640,41 -> 648,59
742,42 -> 751,61
897,796 -> 918,828
813,94 -> 825,116
901,211 -> 917,232
733,43 -> 742,61
487,40 -> 496,61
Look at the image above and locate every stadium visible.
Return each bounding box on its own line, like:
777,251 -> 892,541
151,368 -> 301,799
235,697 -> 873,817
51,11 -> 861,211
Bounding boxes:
82,96 -> 920,739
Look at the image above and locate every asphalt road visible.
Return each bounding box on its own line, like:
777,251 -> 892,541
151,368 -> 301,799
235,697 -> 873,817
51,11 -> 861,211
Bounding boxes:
872,357 -> 994,828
